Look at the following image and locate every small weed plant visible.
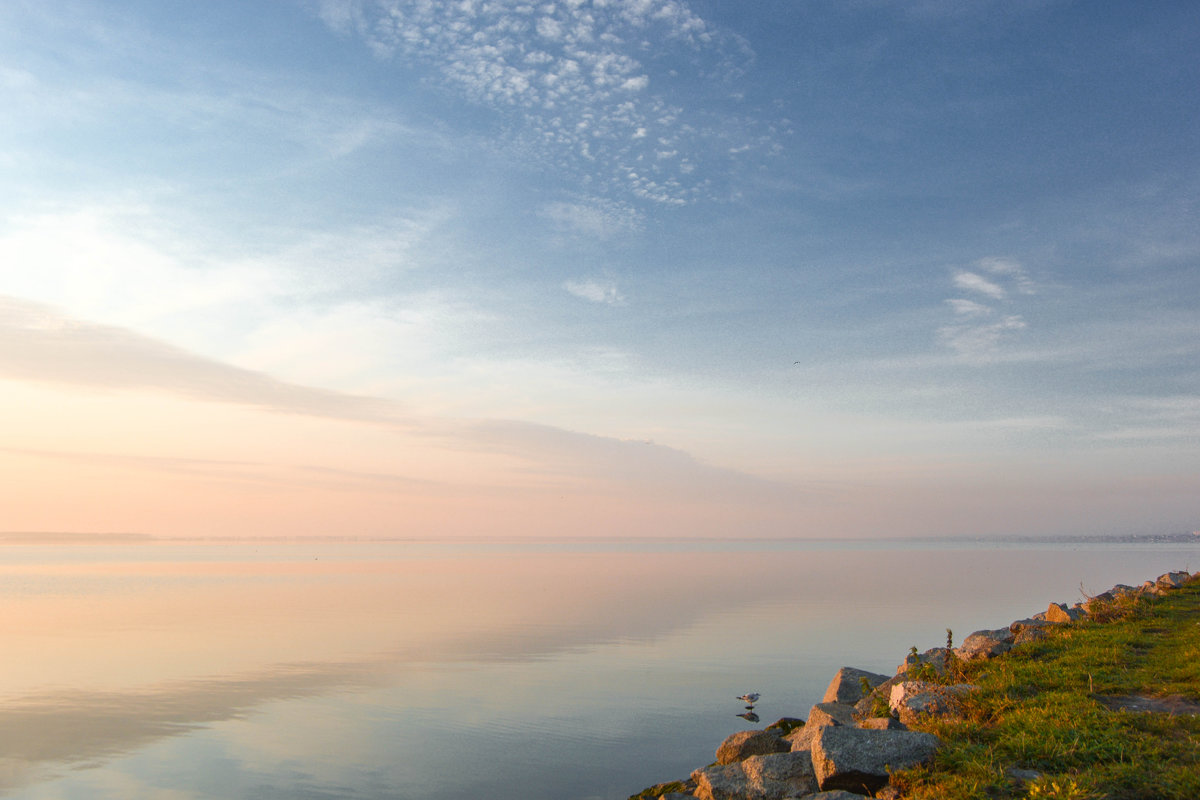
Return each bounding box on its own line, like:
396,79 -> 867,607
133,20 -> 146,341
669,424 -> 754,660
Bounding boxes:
1026,776 -> 1096,800
860,675 -> 893,718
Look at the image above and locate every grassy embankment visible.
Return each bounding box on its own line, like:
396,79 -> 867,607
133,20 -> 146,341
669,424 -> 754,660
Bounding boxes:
891,580 -> 1200,799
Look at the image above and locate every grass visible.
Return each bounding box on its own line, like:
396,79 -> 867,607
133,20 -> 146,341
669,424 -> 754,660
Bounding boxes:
889,581 -> 1200,800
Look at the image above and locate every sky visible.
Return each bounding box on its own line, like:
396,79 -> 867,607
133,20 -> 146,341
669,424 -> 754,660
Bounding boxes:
0,0 -> 1197,539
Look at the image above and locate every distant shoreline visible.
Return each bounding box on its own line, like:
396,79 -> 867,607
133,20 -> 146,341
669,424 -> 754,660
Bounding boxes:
0,531 -> 158,544
0,531 -> 1196,546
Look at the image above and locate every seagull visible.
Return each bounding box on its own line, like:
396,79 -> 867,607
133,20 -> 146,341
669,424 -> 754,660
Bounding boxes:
736,692 -> 760,706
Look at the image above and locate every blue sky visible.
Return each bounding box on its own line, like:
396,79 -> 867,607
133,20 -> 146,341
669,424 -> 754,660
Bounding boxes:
1,0 -> 1197,538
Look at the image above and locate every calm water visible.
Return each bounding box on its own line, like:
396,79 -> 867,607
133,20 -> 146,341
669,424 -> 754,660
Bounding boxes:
1,537 -> 1195,799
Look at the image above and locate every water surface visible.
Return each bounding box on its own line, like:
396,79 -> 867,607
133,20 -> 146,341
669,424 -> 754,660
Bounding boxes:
2,537 -> 1194,799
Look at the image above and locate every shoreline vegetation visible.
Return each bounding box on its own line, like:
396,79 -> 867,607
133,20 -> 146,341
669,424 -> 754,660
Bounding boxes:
633,570 -> 1200,800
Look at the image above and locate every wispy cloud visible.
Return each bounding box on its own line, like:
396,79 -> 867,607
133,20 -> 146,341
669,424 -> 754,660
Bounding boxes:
0,6 -> 428,180
0,296 -> 403,424
938,315 -> 1027,359
976,256 -> 1036,294
466,418 -> 795,499
940,257 -> 1037,360
317,0 -> 772,204
0,297 -> 796,504
540,197 -> 644,237
1090,395 -> 1200,443
945,298 -> 991,318
564,278 -> 625,305
952,270 -> 1007,300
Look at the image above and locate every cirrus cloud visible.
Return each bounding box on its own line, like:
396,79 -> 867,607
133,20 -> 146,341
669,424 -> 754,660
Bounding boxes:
564,277 -> 625,305
941,257 -> 1038,360
952,270 -> 1007,300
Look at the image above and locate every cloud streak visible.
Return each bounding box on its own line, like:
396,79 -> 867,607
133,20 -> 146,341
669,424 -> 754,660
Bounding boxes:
940,257 -> 1037,360
540,197 -> 644,237
0,296 -> 791,506
0,296 -> 403,424
564,277 -> 625,305
953,270 -> 1007,300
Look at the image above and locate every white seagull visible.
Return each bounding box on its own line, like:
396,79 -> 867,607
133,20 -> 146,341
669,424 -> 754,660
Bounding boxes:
736,692 -> 760,705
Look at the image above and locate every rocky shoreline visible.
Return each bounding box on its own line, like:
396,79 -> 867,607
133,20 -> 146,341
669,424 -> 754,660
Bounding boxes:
632,570 -> 1197,800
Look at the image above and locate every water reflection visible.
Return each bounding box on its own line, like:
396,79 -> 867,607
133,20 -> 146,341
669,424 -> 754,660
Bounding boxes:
0,543 -> 821,794
0,540 -> 1194,799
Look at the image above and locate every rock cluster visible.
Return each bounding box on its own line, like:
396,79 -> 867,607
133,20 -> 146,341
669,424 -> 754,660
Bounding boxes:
632,570 -> 1197,800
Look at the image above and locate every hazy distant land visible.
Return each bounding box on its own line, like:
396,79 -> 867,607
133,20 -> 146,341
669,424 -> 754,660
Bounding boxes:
0,531 -> 1195,545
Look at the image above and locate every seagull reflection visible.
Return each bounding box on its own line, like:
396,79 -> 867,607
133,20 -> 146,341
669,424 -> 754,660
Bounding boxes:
737,711 -> 760,723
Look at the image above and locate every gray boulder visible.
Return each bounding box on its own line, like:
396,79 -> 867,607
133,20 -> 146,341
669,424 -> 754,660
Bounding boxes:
692,751 -> 818,800
789,702 -> 856,751
810,726 -> 940,793
852,676 -> 899,721
896,647 -> 949,677
1044,603 -> 1085,624
822,667 -> 890,705
857,716 -> 906,731
808,702 -> 857,727
716,728 -> 790,765
956,628 -> 1014,661
765,717 -> 805,736
889,681 -> 976,726
1009,616 -> 1050,631
1157,571 -> 1191,589
1013,626 -> 1048,645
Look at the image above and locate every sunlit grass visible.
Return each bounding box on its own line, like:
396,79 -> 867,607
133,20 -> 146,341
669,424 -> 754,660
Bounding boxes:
891,582 -> 1200,800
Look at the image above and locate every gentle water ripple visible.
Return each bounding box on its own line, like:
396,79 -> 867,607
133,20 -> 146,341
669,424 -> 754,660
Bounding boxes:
1,539 -> 1194,799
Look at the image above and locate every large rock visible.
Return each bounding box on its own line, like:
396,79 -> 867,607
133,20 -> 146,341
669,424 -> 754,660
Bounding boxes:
1157,571 -> 1191,590
956,628 -> 1014,661
788,702 -> 856,751
857,716 -> 906,731
822,667 -> 891,705
896,647 -> 949,678
1044,602 -> 1085,624
692,751 -> 818,800
852,676 -> 900,721
1012,626 -> 1048,646
765,717 -> 805,736
716,728 -> 790,765
810,726 -> 940,793
889,681 -> 976,726
809,702 -> 857,728
1009,617 -> 1052,641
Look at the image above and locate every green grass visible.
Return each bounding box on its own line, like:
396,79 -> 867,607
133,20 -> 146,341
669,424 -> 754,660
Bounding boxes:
890,582 -> 1200,800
